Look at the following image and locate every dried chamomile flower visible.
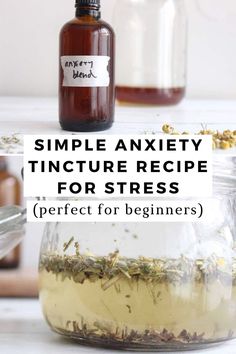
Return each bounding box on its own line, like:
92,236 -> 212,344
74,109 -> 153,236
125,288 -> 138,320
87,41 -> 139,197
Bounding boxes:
0,134 -> 23,153
162,124 -> 174,134
162,124 -> 236,150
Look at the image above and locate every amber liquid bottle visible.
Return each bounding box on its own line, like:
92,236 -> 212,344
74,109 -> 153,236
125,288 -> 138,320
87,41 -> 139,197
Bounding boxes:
0,157 -> 21,269
59,0 -> 115,132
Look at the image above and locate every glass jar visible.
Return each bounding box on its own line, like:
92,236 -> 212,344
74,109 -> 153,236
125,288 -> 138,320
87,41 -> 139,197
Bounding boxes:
39,158 -> 236,351
113,0 -> 187,106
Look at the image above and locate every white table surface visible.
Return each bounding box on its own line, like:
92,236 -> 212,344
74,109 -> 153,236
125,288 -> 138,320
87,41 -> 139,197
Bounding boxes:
0,97 -> 235,154
0,299 -> 236,354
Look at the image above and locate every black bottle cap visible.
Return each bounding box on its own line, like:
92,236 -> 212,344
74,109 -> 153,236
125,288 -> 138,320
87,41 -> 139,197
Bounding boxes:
75,0 -> 100,9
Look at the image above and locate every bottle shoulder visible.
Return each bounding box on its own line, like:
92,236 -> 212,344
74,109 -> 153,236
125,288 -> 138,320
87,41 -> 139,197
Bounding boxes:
98,20 -> 115,35
60,18 -> 114,36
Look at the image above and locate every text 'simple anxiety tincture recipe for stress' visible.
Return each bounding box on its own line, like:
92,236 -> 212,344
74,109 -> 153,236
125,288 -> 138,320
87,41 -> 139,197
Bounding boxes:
59,0 -> 115,132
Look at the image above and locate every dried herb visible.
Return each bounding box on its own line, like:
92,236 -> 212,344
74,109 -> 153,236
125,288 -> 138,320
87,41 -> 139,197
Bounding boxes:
40,247 -> 235,286
0,134 -> 23,154
63,237 -> 74,252
162,124 -> 236,150
54,320 -> 234,348
126,305 -> 132,314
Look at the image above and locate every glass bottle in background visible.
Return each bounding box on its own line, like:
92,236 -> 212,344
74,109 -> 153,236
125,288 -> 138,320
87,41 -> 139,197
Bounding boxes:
0,157 -> 21,269
114,0 -> 187,106
59,0 -> 115,132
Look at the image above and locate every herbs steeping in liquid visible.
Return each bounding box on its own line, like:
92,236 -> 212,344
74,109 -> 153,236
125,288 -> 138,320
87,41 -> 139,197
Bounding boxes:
40,249 -> 236,286
39,246 -> 236,349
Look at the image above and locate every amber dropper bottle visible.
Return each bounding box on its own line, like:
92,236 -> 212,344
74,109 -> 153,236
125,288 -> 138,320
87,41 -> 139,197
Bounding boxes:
59,0 -> 115,132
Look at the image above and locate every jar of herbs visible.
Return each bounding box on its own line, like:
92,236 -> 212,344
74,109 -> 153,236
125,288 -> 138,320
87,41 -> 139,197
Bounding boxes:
113,0 -> 187,106
39,158 -> 236,351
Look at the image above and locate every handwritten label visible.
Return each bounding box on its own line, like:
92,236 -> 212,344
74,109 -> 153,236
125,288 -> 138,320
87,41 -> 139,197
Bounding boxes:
61,55 -> 110,87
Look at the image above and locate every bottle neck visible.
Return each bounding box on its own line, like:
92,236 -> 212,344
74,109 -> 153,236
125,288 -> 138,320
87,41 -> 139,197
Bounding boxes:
76,7 -> 101,20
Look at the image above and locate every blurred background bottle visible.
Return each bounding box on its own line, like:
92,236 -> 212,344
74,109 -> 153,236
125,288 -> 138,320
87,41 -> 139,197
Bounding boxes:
114,0 -> 187,106
0,157 -> 21,269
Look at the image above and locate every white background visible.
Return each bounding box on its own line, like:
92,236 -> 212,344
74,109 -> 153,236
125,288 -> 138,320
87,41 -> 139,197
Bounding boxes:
0,0 -> 236,99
